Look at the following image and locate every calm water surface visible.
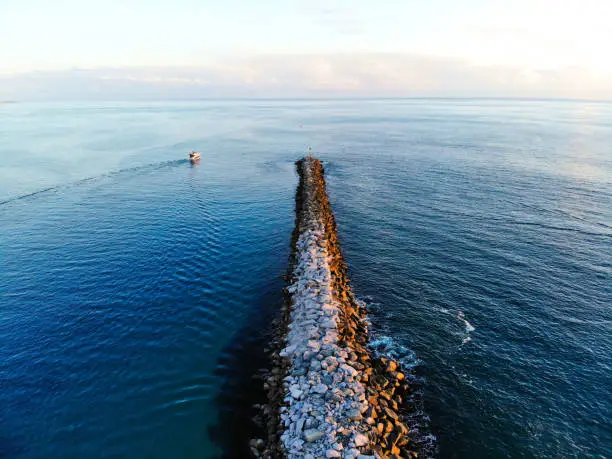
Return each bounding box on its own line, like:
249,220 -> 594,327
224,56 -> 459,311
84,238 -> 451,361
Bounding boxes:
1,100 -> 611,458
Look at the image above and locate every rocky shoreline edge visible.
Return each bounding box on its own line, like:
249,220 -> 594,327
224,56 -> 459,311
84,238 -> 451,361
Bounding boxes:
251,157 -> 420,458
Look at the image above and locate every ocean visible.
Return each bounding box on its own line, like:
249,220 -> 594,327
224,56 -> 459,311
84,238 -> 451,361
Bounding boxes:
1,99 -> 610,458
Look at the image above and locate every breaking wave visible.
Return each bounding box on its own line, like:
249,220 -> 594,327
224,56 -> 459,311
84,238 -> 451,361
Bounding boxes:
360,295 -> 437,457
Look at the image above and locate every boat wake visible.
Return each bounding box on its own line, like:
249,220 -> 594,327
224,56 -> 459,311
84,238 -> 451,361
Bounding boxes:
0,159 -> 187,206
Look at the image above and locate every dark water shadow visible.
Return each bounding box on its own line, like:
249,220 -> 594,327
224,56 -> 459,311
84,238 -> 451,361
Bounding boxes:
0,430 -> 25,459
208,279 -> 285,459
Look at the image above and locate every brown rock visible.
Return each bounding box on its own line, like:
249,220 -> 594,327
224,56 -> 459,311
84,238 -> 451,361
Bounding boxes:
388,428 -> 404,448
386,360 -> 398,373
383,406 -> 399,421
395,422 -> 408,435
374,375 -> 389,389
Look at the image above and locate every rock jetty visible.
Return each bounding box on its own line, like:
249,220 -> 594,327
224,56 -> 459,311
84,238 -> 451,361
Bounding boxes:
254,157 -> 419,458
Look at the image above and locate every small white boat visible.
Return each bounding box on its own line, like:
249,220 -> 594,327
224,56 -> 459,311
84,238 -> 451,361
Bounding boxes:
189,151 -> 201,163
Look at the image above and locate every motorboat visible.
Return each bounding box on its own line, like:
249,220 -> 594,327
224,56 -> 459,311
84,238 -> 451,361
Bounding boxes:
189,151 -> 201,163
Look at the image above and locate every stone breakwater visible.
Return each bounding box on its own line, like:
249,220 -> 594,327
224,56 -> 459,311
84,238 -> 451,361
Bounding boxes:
255,157 -> 419,458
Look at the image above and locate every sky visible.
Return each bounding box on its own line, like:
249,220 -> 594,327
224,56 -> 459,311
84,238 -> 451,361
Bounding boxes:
1,0 -> 611,99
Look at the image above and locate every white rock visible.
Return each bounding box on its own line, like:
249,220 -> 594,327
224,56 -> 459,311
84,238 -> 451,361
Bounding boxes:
290,387 -> 303,400
353,433 -> 369,447
282,344 -> 298,356
291,438 -> 304,451
278,169 -> 374,457
341,364 -> 358,376
296,417 -> 305,433
313,383 -> 328,394
303,429 -> 325,442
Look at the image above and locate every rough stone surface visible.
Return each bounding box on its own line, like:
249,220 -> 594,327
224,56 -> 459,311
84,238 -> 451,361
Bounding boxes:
278,160 -> 370,458
261,157 -> 424,459
303,429 -> 325,442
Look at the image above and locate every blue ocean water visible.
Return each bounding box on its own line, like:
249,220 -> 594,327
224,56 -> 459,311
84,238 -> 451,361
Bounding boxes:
1,99 -> 611,458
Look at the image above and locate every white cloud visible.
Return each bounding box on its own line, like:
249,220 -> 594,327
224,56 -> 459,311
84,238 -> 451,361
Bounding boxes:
1,54 -> 611,100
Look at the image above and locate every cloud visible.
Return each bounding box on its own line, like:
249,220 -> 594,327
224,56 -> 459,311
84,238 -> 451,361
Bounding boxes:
1,54 -> 610,100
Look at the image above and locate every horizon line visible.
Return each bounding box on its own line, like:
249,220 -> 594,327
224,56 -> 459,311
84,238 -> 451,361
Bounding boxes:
5,96 -> 612,104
